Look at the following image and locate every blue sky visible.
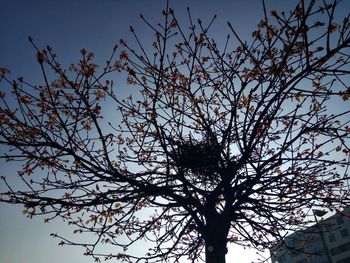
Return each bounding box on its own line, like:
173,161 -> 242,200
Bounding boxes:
1,0 -> 347,262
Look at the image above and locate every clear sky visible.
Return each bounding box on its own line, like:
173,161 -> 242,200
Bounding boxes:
1,0 -> 346,263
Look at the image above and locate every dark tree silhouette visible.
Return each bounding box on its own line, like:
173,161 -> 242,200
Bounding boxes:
1,1 -> 350,263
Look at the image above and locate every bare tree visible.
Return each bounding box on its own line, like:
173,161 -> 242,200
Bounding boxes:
1,1 -> 350,263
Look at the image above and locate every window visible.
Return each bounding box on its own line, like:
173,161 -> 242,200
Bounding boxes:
328,233 -> 336,243
330,241 -> 350,256
277,254 -> 286,263
340,228 -> 349,238
336,216 -> 344,225
336,256 -> 350,263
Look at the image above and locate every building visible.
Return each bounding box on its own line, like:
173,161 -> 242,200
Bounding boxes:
270,207 -> 350,263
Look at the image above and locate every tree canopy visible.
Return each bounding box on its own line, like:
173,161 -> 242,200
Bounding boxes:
1,1 -> 350,263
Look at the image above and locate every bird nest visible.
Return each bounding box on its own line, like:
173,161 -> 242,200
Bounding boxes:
172,136 -> 222,175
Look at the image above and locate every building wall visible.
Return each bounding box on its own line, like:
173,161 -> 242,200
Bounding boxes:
270,207 -> 350,263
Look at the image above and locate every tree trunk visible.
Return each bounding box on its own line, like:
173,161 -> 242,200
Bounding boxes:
205,239 -> 227,263
204,217 -> 229,263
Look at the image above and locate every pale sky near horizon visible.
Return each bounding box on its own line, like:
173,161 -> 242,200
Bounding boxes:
1,1 -> 349,263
